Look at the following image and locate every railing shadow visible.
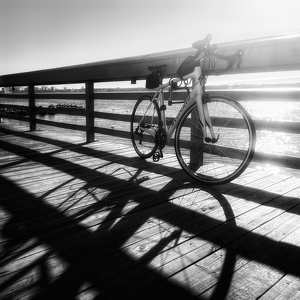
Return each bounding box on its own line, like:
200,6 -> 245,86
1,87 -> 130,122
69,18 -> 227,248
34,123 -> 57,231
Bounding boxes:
1,125 -> 299,215
0,175 -> 237,299
1,126 -> 300,299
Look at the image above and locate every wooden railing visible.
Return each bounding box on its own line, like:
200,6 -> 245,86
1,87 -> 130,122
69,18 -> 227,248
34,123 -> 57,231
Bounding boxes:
1,33 -> 300,169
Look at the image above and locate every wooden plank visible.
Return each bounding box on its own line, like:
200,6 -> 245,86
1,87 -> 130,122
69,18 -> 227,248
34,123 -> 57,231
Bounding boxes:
2,105 -> 300,135
35,107 -> 86,116
0,93 -> 28,99
2,124 -> 300,299
91,176 -> 298,298
254,119 -> 300,134
0,157 -> 191,298
0,169 -> 237,298
95,89 -> 300,103
160,179 -> 300,298
94,111 -> 130,122
0,151 -> 180,211
223,216 -> 300,299
0,113 -> 29,122
34,119 -> 86,131
0,168 -> 282,296
28,84 -> 36,131
0,138 -> 180,221
1,109 -> 300,171
85,81 -> 94,143
4,89 -> 299,103
1,32 -> 300,86
0,104 -> 29,110
208,89 -> 300,103
253,151 -> 300,170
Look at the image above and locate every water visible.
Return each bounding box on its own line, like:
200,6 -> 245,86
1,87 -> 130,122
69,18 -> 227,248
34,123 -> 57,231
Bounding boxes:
242,101 -> 300,157
1,96 -> 300,158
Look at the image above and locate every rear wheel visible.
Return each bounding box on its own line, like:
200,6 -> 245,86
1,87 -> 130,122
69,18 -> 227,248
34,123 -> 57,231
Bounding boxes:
130,95 -> 161,158
174,96 -> 256,184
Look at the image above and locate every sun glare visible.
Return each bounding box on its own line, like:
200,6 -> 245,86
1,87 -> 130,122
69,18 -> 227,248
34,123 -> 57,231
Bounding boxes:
208,70 -> 300,86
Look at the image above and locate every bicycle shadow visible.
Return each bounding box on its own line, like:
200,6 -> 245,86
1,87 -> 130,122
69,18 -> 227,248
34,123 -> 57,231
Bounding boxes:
0,161 -> 237,299
1,127 -> 300,299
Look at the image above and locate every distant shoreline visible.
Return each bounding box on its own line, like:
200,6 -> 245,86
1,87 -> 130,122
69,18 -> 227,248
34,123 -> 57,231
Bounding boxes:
2,82 -> 300,94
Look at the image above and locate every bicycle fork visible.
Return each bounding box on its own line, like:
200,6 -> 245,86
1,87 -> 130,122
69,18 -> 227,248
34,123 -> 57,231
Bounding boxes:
197,93 -> 219,143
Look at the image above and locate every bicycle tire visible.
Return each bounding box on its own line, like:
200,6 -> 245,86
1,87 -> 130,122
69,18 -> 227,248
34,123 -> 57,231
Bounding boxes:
174,96 -> 256,184
130,95 -> 161,158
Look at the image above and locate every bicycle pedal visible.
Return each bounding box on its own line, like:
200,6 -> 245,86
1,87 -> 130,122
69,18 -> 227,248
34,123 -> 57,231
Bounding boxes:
153,151 -> 161,162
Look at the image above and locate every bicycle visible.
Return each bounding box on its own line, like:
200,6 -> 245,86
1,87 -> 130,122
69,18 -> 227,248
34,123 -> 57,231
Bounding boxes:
130,34 -> 256,185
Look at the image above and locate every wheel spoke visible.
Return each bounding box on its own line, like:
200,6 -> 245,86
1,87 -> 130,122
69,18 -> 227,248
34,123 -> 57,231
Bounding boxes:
175,97 -> 256,184
131,95 -> 160,158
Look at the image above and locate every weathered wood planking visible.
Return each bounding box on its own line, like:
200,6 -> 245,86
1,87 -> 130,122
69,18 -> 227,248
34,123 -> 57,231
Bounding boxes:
1,123 -> 300,299
1,32 -> 300,86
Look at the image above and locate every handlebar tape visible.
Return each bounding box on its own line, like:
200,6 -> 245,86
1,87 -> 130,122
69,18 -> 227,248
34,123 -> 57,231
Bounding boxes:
209,50 -> 243,75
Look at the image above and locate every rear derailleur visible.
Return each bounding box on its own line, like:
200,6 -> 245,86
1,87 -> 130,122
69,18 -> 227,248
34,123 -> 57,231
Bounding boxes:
153,128 -> 166,162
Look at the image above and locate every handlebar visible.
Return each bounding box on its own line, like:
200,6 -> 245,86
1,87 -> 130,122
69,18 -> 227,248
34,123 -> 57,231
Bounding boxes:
192,34 -> 242,75
147,34 -> 242,91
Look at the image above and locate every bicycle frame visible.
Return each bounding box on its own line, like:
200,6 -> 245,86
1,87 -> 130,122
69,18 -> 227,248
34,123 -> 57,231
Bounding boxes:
140,65 -> 217,144
132,35 -> 255,184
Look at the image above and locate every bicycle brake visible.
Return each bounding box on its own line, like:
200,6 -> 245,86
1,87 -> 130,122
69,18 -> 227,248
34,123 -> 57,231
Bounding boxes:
134,128 -> 142,136
134,128 -> 144,145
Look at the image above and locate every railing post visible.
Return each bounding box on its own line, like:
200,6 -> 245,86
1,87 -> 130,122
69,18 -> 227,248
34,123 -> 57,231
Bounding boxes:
85,81 -> 95,143
190,110 -> 203,168
28,84 -> 36,131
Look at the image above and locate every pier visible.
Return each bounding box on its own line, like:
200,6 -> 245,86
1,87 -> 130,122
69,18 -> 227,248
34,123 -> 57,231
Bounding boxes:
1,33 -> 300,299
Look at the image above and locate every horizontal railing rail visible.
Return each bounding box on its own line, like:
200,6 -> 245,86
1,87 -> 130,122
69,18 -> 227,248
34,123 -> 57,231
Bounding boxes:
1,32 -> 300,169
1,89 -> 300,168
1,32 -> 300,86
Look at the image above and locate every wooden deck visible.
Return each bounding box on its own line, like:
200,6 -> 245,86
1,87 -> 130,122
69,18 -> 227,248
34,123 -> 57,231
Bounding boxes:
1,123 -> 300,300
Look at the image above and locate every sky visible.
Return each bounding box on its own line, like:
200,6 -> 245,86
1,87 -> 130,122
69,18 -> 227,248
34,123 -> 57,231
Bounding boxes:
1,0 -> 300,85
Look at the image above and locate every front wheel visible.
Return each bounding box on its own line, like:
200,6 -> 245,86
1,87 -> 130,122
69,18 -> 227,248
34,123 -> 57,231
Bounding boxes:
174,96 -> 256,185
130,95 -> 161,158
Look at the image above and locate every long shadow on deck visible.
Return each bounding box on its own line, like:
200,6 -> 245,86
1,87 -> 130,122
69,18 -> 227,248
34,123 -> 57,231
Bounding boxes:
1,127 -> 300,299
